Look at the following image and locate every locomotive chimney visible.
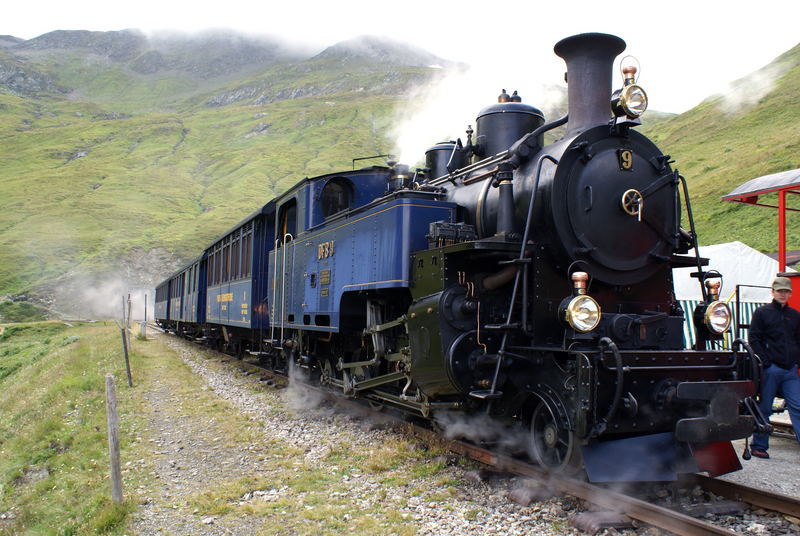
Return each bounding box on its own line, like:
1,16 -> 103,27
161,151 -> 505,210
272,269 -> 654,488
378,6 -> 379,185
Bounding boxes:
554,33 -> 626,135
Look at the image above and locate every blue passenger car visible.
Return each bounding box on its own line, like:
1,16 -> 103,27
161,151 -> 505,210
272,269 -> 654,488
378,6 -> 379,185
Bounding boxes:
204,202 -> 275,352
154,280 -> 170,328
168,271 -> 184,326
165,255 -> 207,338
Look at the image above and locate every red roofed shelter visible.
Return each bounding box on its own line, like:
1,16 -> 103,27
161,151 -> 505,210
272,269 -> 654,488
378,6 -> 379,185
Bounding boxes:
722,168 -> 800,308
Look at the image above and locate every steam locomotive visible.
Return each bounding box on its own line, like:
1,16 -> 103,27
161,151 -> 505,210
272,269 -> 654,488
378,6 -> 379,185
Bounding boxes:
155,33 -> 770,482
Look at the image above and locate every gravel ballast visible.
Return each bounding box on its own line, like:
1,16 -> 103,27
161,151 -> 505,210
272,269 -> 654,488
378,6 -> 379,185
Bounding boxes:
127,334 -> 800,535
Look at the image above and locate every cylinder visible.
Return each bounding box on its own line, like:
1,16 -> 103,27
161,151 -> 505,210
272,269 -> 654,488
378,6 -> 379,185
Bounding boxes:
475,101 -> 544,157
425,141 -> 462,179
553,33 -> 626,135
496,176 -> 515,236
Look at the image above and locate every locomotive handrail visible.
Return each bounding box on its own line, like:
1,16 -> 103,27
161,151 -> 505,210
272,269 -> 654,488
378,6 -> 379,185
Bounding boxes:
270,238 -> 280,343
732,338 -> 763,396
430,152 -> 509,184
280,233 -> 293,346
486,153 -> 560,402
592,337 -> 624,437
733,338 -> 772,438
520,154 -> 560,335
677,172 -> 708,302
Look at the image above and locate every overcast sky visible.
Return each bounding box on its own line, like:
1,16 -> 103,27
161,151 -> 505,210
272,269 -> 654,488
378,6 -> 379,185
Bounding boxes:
4,0 -> 800,113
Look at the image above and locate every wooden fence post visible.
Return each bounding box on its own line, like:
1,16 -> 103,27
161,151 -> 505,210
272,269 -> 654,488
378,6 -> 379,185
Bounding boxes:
105,374 -> 123,504
120,327 -> 133,388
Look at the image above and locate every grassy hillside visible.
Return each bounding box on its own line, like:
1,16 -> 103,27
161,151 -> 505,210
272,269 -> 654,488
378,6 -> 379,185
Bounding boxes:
0,323 -> 461,535
0,31 -> 437,316
0,92 -> 400,293
2,29 -> 799,317
0,322 -> 139,534
643,43 -> 800,252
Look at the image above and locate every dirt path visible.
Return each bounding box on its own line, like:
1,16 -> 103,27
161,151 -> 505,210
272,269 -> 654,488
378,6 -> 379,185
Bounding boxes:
129,335 -> 283,535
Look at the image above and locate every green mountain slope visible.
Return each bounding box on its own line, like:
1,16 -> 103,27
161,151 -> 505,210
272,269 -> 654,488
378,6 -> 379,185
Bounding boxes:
1,29 -> 799,318
0,31 -> 441,317
643,43 -> 800,252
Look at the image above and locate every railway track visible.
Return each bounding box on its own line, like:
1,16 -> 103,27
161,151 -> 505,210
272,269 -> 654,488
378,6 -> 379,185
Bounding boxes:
770,419 -> 796,440
159,333 -> 800,535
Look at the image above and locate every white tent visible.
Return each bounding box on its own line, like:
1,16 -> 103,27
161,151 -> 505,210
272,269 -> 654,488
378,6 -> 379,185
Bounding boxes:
672,241 -> 791,303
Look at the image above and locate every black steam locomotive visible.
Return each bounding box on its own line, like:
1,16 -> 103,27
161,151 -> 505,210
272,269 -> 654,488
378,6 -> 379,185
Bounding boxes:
156,33 -> 769,482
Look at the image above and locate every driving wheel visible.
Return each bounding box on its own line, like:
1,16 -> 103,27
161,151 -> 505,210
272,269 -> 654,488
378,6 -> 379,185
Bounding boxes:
529,402 -> 580,472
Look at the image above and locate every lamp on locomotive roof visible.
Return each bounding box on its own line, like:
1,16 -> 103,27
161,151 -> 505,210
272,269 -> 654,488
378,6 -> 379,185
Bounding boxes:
611,55 -> 648,119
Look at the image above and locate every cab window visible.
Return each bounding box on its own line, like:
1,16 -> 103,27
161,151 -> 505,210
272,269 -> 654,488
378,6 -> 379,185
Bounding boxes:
320,178 -> 352,218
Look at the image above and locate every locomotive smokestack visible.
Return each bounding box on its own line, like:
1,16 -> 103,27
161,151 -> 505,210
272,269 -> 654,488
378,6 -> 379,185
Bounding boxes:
554,33 -> 626,135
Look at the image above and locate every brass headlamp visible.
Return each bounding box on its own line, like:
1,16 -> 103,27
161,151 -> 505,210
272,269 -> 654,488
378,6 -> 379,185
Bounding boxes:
693,279 -> 732,336
611,56 -> 648,119
703,280 -> 731,334
560,272 -> 602,333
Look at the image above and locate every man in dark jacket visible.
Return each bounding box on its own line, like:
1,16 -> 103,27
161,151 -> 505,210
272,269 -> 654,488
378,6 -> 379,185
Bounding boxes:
748,276 -> 800,458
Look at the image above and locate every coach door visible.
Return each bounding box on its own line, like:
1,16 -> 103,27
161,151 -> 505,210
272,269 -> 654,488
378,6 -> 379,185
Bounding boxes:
272,199 -> 297,342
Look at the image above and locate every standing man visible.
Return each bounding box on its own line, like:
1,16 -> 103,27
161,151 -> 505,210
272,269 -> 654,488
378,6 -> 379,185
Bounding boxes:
748,276 -> 800,458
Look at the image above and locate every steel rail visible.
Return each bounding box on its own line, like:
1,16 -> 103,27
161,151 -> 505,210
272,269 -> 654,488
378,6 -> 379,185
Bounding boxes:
405,425 -> 739,536
682,474 -> 800,518
769,420 -> 796,440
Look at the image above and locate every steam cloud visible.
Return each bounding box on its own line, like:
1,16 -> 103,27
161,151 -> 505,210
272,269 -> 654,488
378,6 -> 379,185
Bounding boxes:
50,276 -> 155,322
390,63 -> 566,167
434,410 -> 529,454
283,362 -> 327,413
714,61 -> 791,114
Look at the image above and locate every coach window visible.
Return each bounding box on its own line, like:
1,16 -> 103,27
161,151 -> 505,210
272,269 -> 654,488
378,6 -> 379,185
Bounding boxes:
213,243 -> 222,285
209,248 -> 215,286
242,223 -> 253,278
222,237 -> 231,282
321,178 -> 352,218
278,200 -> 297,244
232,231 -> 241,280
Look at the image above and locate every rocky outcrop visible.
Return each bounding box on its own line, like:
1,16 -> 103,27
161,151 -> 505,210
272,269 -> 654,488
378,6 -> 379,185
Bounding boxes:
130,49 -> 166,74
143,31 -> 299,78
0,55 -> 68,95
16,29 -> 147,62
312,35 -> 448,68
205,52 -> 436,107
205,70 -> 429,107
0,35 -> 24,48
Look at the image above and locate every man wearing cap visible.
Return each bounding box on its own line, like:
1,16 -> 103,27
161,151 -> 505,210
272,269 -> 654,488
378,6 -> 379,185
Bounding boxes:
747,276 -> 800,458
